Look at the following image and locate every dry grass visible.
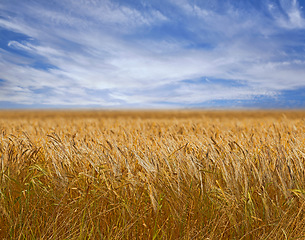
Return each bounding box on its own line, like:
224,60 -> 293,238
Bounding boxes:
1,110 -> 305,239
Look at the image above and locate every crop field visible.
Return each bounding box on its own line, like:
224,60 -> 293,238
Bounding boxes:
1,110 -> 305,239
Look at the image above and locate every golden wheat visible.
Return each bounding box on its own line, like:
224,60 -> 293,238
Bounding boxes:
0,110 -> 305,239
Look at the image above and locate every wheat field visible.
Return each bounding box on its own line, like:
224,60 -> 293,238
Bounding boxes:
1,110 -> 305,239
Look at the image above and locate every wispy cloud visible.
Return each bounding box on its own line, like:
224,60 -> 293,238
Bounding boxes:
0,0 -> 305,108
270,0 -> 305,29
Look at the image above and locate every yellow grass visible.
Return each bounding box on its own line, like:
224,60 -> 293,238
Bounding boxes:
1,110 -> 305,239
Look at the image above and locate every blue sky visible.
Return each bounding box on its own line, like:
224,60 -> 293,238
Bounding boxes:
0,0 -> 305,109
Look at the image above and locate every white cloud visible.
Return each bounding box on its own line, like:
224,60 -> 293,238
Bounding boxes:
270,0 -> 305,29
0,18 -> 38,37
0,0 -> 305,107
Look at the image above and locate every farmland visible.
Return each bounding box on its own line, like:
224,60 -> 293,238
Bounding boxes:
1,110 -> 305,239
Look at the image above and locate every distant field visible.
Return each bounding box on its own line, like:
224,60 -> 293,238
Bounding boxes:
1,110 -> 305,239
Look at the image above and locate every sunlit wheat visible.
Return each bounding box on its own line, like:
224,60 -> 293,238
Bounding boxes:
0,110 -> 305,239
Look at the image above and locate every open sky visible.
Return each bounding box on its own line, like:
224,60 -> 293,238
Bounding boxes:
0,0 -> 305,109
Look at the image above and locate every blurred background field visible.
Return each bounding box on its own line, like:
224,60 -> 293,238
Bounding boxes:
1,110 -> 305,239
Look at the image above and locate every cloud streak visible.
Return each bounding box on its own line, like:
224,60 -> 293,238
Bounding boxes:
0,0 -> 305,108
